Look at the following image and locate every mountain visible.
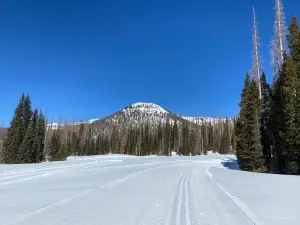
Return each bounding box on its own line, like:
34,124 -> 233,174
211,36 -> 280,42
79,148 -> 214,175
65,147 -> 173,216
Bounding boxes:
89,102 -> 228,128
42,102 -> 230,131
92,102 -> 182,127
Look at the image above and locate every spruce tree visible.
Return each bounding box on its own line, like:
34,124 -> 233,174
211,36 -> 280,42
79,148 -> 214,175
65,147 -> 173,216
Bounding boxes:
2,94 -> 25,163
248,79 -> 266,172
288,15 -> 300,172
221,118 -> 231,154
49,128 -> 66,161
77,122 -> 84,156
21,95 -> 32,139
171,120 -> 179,154
207,123 -> 216,152
277,58 -> 298,174
236,73 -> 252,170
163,118 -> 170,156
231,119 -> 237,153
36,111 -> 46,162
260,73 -> 272,171
181,121 -> 189,156
18,109 -> 39,163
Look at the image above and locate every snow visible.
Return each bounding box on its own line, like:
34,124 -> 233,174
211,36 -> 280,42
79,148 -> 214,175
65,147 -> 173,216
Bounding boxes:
46,123 -> 64,130
183,116 -> 226,125
1,154 -> 299,224
87,119 -> 99,124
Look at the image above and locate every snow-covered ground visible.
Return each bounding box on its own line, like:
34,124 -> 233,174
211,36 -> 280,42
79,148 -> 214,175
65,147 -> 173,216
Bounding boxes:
0,154 -> 299,225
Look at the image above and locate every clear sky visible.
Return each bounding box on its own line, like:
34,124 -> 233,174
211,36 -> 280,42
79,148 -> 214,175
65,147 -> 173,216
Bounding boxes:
0,0 -> 299,125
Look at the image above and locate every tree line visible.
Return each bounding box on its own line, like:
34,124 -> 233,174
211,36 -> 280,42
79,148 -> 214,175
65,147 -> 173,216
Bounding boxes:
1,94 -> 46,164
44,117 -> 235,161
0,94 -> 235,164
236,6 -> 300,175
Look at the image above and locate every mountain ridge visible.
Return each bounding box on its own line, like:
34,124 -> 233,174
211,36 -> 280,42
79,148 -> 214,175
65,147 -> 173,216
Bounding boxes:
56,102 -> 229,127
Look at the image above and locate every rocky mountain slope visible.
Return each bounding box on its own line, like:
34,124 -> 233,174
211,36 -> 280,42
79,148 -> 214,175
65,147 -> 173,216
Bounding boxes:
33,102 -> 228,132
90,102 -> 224,128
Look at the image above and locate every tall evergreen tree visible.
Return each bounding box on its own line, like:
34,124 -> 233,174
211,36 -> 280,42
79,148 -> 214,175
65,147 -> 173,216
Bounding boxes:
21,95 -> 32,139
237,75 -> 266,172
18,109 -> 39,163
36,111 -> 46,162
171,120 -> 179,154
288,15 -> 300,171
77,122 -> 84,156
163,117 -> 171,156
207,123 -> 216,152
236,73 -> 253,171
2,94 -> 26,163
277,58 -> 298,174
248,79 -> 266,172
49,128 -> 67,161
260,73 -> 272,171
221,118 -> 231,154
181,121 -> 189,156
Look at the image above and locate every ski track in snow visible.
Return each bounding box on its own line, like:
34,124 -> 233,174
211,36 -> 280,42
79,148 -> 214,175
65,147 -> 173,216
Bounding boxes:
205,165 -> 265,225
1,155 -> 296,225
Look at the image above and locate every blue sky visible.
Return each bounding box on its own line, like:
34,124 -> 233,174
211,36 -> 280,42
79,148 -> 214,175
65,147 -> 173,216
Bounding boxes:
0,0 -> 299,125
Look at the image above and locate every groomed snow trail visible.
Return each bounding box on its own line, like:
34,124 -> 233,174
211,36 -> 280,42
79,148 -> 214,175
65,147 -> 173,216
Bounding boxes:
0,155 -> 266,225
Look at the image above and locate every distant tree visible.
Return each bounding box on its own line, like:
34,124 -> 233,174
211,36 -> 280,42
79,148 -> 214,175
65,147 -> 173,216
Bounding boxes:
221,118 -> 231,154
163,117 -> 171,156
207,123 -> 216,152
77,122 -> 84,156
49,127 -> 67,161
36,110 -> 46,162
181,121 -> 189,156
171,119 -> 179,154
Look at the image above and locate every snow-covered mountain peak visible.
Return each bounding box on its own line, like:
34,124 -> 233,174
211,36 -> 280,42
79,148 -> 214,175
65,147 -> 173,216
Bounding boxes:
124,102 -> 169,114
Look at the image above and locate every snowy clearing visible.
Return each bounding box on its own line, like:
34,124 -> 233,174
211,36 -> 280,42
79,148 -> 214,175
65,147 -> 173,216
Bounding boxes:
0,154 -> 299,225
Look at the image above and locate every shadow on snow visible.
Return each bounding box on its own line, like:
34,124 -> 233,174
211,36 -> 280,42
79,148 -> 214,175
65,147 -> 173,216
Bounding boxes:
221,158 -> 240,170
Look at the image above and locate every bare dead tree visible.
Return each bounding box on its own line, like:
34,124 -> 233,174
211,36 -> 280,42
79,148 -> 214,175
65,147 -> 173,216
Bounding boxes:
271,0 -> 287,81
252,7 -> 262,99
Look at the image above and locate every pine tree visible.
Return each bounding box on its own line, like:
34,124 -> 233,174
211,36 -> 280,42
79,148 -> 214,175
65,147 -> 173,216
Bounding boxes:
236,73 -> 252,171
2,94 -> 26,163
231,119 -> 237,153
271,72 -> 285,173
49,128 -> 67,161
71,131 -> 77,156
181,121 -> 189,156
18,109 -> 39,163
221,118 -> 231,154
171,119 -> 179,154
278,59 -> 298,174
22,95 -> 32,139
207,123 -> 216,152
77,122 -> 84,156
163,117 -> 170,156
36,111 -> 46,162
189,128 -> 197,156
260,73 -> 272,171
288,15 -> 300,171
83,125 -> 92,155
248,79 -> 266,172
